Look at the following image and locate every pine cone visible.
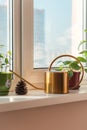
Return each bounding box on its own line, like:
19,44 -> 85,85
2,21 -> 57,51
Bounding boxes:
15,80 -> 28,95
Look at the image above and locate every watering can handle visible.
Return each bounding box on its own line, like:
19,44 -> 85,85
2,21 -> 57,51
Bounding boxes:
48,54 -> 84,90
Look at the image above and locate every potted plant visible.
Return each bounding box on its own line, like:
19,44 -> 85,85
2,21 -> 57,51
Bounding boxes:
0,45 -> 12,95
78,29 -> 87,73
54,55 -> 84,90
67,29 -> 87,89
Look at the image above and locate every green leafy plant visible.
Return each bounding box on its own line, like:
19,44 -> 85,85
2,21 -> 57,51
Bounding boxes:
78,29 -> 87,73
0,45 -> 12,72
55,59 -> 81,78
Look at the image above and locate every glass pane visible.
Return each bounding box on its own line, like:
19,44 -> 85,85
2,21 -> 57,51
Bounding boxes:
34,0 -> 82,68
0,0 -> 12,72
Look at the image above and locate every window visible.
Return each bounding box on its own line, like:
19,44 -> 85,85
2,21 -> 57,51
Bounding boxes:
0,0 -> 22,80
0,0 -> 86,90
0,0 -> 12,71
34,0 -> 72,68
34,0 -> 84,68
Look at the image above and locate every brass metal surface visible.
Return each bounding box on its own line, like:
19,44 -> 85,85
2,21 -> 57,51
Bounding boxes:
45,71 -> 69,94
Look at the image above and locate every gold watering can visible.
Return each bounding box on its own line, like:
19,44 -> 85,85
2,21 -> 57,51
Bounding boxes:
10,55 -> 84,94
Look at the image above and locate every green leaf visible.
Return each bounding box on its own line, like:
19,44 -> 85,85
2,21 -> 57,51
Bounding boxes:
77,56 -> 87,62
70,62 -> 81,70
55,66 -> 63,71
68,71 -> 73,78
56,60 -> 63,65
7,51 -> 11,56
0,54 -> 4,58
84,29 -> 87,32
79,50 -> 87,56
85,69 -> 87,73
0,45 -> 4,48
1,63 -> 5,66
5,58 -> 9,64
63,60 -> 71,65
78,40 -> 87,50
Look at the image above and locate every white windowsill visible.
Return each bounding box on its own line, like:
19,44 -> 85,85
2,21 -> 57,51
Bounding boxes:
0,85 -> 87,112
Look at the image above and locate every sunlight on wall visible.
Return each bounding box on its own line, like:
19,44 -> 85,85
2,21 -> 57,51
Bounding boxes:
72,0 -> 83,56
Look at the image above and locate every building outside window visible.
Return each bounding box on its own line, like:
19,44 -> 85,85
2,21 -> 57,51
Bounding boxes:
34,9 -> 45,68
33,0 -> 83,69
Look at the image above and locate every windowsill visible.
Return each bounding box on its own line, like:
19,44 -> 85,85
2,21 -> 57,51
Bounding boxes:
0,85 -> 87,112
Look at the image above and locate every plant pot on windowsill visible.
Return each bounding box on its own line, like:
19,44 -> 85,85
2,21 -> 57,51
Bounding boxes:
69,71 -> 81,90
0,45 -> 12,95
0,72 -> 12,96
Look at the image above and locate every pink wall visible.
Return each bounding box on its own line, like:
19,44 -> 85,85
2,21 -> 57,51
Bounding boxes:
0,101 -> 87,130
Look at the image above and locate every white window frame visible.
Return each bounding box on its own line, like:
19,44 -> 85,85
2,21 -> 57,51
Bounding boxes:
10,0 -> 23,89
13,0 -> 86,86
13,0 -> 22,75
22,0 -> 45,86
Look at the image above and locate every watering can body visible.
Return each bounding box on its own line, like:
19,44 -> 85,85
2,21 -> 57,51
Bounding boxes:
44,71 -> 69,94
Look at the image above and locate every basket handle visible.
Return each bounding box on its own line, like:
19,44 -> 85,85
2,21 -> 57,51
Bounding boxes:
48,54 -> 84,90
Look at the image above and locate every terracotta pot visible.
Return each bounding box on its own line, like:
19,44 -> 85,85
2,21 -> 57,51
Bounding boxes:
69,72 -> 80,90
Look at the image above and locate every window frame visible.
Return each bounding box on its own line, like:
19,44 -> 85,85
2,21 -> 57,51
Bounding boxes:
13,0 -> 22,75
21,0 -> 45,85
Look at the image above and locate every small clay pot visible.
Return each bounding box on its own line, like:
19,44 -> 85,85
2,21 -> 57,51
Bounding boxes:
69,71 -> 80,90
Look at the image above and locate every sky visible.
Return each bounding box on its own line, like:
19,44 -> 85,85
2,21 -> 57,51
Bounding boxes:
34,0 -> 72,50
0,0 -> 7,6
0,0 -> 72,51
